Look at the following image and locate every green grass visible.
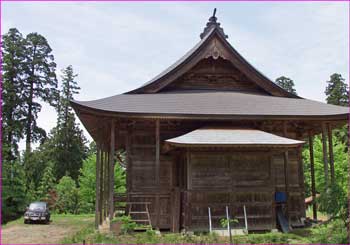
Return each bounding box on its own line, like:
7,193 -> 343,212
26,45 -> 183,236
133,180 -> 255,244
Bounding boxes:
3,213 -> 94,228
61,218 -> 348,244
305,207 -> 329,221
6,213 -> 345,244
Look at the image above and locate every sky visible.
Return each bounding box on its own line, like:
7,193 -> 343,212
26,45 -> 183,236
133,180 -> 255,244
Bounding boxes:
2,1 -> 349,150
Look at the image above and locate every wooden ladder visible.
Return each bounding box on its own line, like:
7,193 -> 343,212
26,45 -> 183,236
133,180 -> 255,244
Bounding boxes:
128,202 -> 152,231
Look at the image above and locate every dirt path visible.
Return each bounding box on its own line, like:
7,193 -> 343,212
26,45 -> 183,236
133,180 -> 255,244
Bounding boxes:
1,215 -> 93,244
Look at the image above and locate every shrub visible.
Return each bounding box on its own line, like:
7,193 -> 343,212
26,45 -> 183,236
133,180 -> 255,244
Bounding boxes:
56,175 -> 80,214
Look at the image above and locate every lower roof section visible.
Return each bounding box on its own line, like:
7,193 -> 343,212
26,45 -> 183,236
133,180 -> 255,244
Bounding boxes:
165,128 -> 305,147
71,91 -> 348,120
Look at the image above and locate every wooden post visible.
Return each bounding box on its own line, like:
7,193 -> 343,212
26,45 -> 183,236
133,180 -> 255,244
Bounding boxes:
308,130 -> 317,221
298,146 -> 306,217
105,151 -> 110,217
155,120 -> 160,229
126,125 -> 132,193
99,147 -> 104,224
109,120 -> 115,221
321,123 -> 329,189
95,144 -> 101,229
172,187 -> 180,232
186,150 -> 192,190
104,151 -> 108,219
327,123 -> 335,185
283,122 -> 289,220
155,120 -> 160,186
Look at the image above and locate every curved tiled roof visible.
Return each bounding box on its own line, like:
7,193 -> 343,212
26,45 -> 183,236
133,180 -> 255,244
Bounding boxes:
71,91 -> 348,119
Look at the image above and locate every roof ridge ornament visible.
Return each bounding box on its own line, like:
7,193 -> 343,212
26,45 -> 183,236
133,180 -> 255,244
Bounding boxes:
200,8 -> 228,39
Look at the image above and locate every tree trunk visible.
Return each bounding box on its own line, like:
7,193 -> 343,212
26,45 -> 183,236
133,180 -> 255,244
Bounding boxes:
25,80 -> 34,155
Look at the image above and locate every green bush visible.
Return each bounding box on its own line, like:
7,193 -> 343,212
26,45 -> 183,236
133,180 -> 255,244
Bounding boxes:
309,219 -> 347,244
56,175 -> 80,214
114,215 -> 137,234
318,183 -> 347,221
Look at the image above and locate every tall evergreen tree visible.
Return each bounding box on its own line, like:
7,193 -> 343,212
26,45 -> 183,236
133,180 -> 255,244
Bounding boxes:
325,73 -> 349,106
37,163 -> 56,200
2,158 -> 27,223
1,28 -> 27,224
22,32 -> 58,154
52,66 -> 87,181
275,76 -> 298,95
324,73 -> 349,145
1,28 -> 26,161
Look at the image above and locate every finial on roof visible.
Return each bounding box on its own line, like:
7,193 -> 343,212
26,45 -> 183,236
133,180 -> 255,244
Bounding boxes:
212,8 -> 217,18
200,8 -> 228,39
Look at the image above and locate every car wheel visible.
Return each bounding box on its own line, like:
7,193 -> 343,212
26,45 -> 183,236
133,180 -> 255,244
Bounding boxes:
24,220 -> 28,224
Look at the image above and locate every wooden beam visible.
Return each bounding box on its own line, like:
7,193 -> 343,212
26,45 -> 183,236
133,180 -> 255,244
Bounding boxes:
283,122 -> 289,221
327,123 -> 335,185
105,151 -> 110,217
308,130 -> 317,221
109,120 -> 115,221
155,119 -> 160,229
155,120 -> 160,186
95,144 -> 101,229
298,146 -> 306,217
187,149 -> 192,190
99,147 -> 104,224
104,151 -> 108,219
126,125 -> 132,193
321,123 -> 329,189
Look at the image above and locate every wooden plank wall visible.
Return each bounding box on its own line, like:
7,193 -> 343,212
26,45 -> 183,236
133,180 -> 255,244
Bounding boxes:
125,120 -> 306,231
272,148 -> 306,226
127,121 -> 198,229
185,151 -> 274,231
160,57 -> 268,94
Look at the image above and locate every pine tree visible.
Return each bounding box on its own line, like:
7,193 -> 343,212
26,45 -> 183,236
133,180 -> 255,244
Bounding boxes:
325,73 -> 349,106
37,163 -> 56,201
324,73 -> 349,145
22,32 -> 58,155
52,65 -> 87,181
1,28 -> 26,161
275,76 -> 297,95
2,158 -> 27,222
26,180 -> 38,203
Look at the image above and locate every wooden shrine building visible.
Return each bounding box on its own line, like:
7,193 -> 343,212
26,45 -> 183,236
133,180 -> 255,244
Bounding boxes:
71,11 -> 349,232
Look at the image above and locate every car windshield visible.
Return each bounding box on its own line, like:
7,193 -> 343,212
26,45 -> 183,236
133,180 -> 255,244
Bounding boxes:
29,203 -> 45,211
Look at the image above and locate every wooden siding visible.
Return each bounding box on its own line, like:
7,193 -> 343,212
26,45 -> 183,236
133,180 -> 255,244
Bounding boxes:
161,57 -> 268,94
125,120 -> 306,231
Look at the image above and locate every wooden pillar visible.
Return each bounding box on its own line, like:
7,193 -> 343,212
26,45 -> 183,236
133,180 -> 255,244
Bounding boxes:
283,122 -> 289,220
104,151 -> 108,219
297,146 -> 306,217
155,119 -> 160,229
327,123 -> 335,185
109,120 -> 115,221
155,120 -> 160,186
186,149 -> 192,190
95,144 -> 101,229
308,130 -> 317,221
99,147 -> 104,224
171,187 -> 180,232
269,151 -> 276,229
321,123 -> 329,189
126,125 -> 132,193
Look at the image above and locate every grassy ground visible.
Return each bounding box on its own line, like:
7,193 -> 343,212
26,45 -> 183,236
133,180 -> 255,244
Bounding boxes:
2,214 -> 94,244
62,218 -> 348,244
3,213 -> 347,244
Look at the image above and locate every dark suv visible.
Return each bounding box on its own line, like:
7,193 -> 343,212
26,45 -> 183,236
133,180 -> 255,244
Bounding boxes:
24,202 -> 50,224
